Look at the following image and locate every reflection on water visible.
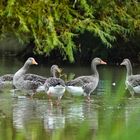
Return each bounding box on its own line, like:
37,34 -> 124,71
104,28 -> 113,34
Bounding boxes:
65,101 -> 98,130
12,98 -> 98,132
1,57 -> 140,139
43,104 -> 65,131
13,99 -> 38,130
2,93 -> 140,139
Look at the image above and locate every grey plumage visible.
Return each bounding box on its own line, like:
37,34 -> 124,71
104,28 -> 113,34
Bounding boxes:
36,65 -> 63,92
0,74 -> 14,89
13,57 -> 39,93
42,66 -> 65,104
23,65 -> 62,88
121,58 -> 140,96
23,74 -> 46,84
66,78 -> 85,86
127,75 -> 140,87
44,77 -> 65,91
0,80 -> 4,89
66,58 -> 107,99
0,74 -> 13,82
66,75 -> 98,86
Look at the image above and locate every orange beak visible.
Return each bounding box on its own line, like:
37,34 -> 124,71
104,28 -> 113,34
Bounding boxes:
32,59 -> 38,65
101,60 -> 107,64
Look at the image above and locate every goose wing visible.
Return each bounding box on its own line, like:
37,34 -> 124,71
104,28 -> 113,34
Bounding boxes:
45,77 -> 65,87
78,75 -> 96,83
23,74 -> 46,84
82,77 -> 98,94
21,80 -> 43,91
128,75 -> 140,87
66,75 -> 97,86
0,74 -> 14,81
66,78 -> 84,86
83,82 -> 95,95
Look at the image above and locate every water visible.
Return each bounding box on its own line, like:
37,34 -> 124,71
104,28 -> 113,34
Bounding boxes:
0,57 -> 140,140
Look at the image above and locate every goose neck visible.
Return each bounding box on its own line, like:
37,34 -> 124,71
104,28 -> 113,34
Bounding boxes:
91,63 -> 99,77
15,62 -> 30,79
51,69 -> 56,78
126,63 -> 133,78
22,62 -> 30,73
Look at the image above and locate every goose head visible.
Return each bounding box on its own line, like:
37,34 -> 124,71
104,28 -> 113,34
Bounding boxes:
25,57 -> 38,66
13,57 -> 38,83
50,65 -> 62,77
92,57 -> 107,65
120,59 -> 130,66
120,58 -> 133,76
91,58 -> 107,75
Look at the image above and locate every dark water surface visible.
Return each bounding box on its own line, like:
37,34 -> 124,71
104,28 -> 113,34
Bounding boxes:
0,57 -> 140,140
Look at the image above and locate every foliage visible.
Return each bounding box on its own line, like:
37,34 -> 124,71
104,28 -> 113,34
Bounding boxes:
0,0 -> 140,62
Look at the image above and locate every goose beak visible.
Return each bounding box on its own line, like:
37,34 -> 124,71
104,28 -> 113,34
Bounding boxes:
101,60 -> 107,64
120,62 -> 124,65
32,59 -> 38,65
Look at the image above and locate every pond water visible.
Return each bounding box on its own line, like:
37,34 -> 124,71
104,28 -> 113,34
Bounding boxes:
0,57 -> 140,140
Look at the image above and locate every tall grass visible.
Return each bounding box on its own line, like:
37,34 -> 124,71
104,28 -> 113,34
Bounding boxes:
94,70 -> 140,140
